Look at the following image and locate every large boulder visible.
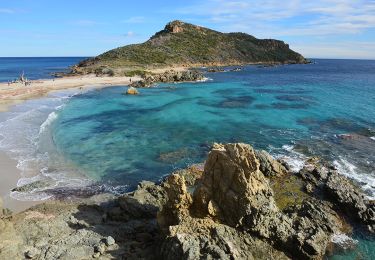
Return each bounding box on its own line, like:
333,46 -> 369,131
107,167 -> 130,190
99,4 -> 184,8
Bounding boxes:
193,143 -> 277,226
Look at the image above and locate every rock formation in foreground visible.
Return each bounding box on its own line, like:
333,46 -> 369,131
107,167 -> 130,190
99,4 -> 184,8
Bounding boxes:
0,143 -> 373,259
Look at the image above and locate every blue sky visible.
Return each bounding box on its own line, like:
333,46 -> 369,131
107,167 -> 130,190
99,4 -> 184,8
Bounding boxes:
1,0 -> 375,59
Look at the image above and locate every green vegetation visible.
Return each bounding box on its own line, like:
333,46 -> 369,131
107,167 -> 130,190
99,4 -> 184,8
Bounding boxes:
271,173 -> 309,210
74,20 -> 307,74
124,70 -> 149,77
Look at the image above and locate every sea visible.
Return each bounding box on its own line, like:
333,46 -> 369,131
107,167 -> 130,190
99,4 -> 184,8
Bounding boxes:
0,57 -> 374,259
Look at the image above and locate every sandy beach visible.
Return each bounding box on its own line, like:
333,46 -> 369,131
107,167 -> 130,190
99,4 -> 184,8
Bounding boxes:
0,74 -> 142,212
0,74 -> 142,112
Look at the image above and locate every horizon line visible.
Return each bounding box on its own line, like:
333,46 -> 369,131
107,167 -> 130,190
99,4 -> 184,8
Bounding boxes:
0,57 -> 374,61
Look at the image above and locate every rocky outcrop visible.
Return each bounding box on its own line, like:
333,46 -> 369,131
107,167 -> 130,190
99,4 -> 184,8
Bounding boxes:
126,86 -> 139,95
193,143 -> 276,226
1,143 -> 373,259
158,143 -> 346,259
298,158 -> 375,232
129,70 -> 204,88
165,20 -> 185,34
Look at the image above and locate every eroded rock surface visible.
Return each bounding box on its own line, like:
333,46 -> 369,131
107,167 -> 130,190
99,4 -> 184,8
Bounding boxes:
0,143 -> 373,259
298,158 -> 375,232
157,143 -> 348,259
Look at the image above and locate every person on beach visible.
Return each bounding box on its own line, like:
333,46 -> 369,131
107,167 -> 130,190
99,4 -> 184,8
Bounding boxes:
130,78 -> 132,83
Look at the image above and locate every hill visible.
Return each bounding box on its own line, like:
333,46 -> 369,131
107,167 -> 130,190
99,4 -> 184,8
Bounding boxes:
72,20 -> 308,75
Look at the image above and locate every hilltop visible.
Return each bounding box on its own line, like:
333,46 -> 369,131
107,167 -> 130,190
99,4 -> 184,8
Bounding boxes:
72,20 -> 308,76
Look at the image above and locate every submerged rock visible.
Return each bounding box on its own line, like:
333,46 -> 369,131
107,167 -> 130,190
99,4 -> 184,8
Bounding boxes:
11,180 -> 50,193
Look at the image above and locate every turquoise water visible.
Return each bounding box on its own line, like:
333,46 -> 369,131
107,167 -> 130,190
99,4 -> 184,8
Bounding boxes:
0,59 -> 374,258
53,60 -> 375,196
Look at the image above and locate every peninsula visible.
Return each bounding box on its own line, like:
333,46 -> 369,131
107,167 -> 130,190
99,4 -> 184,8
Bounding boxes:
71,20 -> 308,76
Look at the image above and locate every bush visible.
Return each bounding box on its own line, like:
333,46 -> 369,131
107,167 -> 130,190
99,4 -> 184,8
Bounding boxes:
124,70 -> 148,77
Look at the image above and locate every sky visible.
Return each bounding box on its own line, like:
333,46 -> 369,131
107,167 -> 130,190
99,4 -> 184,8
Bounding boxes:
1,0 -> 375,59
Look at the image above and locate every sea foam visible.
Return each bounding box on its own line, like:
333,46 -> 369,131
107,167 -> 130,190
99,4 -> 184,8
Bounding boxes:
333,157 -> 375,199
39,111 -> 58,134
0,91 -> 92,201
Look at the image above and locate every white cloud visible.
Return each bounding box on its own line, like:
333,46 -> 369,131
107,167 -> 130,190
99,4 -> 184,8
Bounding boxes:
175,0 -> 375,37
124,31 -> 135,37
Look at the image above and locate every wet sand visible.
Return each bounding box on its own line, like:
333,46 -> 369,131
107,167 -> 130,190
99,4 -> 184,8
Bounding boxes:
0,151 -> 41,213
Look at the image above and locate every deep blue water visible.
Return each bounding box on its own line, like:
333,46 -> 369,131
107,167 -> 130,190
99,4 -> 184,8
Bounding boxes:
0,58 -> 374,259
0,57 -> 87,82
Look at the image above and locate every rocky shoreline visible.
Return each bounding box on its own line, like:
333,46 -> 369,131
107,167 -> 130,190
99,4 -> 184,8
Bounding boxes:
129,69 -> 205,88
0,143 -> 373,259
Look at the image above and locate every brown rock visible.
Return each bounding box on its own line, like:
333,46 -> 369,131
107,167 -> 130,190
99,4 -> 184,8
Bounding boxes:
157,174 -> 193,230
126,87 -> 139,95
193,143 -> 276,226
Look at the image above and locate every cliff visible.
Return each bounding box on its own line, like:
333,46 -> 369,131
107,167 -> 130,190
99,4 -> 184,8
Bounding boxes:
72,20 -> 308,75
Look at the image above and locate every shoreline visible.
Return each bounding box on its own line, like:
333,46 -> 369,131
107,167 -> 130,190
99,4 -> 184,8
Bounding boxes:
0,74 -> 140,211
0,151 -> 42,213
0,66 -> 191,212
0,74 -> 142,112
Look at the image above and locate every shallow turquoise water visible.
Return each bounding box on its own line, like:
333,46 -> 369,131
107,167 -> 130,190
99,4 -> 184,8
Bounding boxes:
53,60 -> 375,194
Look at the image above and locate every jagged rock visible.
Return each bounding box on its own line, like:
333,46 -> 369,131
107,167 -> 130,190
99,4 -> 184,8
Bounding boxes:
104,236 -> 115,246
326,171 -> 375,230
298,158 -> 375,232
157,174 -> 193,230
298,157 -> 329,185
193,143 -> 276,226
118,181 -> 166,219
165,20 -> 185,33
159,143 -> 345,259
171,164 -> 204,186
256,150 -> 288,177
160,223 -> 289,260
